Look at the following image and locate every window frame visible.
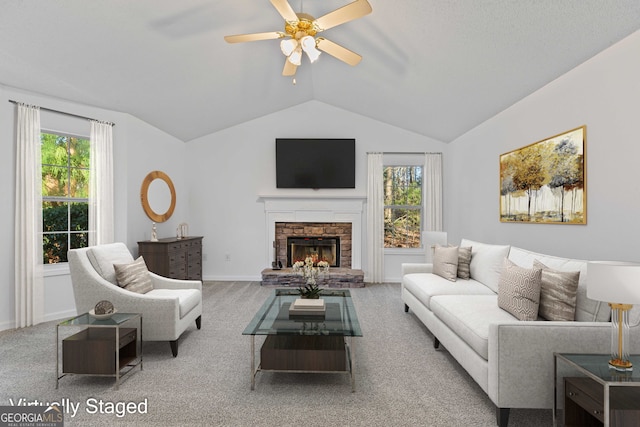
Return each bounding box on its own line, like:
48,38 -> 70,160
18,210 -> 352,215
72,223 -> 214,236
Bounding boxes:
41,129 -> 90,269
382,154 -> 425,251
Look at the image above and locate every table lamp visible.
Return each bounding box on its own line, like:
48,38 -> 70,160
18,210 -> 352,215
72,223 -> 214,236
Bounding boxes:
587,261 -> 640,371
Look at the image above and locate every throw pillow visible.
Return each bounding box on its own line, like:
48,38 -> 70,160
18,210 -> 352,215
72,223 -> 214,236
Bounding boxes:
534,260 -> 580,321
433,245 -> 459,282
457,246 -> 472,280
497,258 -> 542,321
114,256 -> 153,294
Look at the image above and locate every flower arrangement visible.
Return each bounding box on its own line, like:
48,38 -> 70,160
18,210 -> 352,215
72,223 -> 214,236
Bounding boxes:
292,256 -> 330,298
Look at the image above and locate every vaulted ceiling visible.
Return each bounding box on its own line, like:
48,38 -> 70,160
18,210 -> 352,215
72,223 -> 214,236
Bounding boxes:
2,1 -> 640,142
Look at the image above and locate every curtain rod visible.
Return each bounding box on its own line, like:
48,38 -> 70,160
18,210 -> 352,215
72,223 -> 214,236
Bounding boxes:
8,100 -> 115,126
367,151 -> 441,155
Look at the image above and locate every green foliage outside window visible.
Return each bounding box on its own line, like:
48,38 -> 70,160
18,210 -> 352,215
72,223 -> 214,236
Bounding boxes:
43,203 -> 88,263
41,133 -> 90,264
384,166 -> 423,248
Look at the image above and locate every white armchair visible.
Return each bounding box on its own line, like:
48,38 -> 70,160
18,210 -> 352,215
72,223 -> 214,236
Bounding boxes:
68,242 -> 202,357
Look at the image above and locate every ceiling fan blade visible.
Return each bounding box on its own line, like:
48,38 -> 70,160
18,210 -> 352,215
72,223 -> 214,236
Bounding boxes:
316,38 -> 362,66
282,58 -> 298,76
270,0 -> 298,22
314,0 -> 372,31
224,32 -> 284,43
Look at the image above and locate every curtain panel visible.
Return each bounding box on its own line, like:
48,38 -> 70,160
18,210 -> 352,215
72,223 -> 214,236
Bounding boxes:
14,104 -> 44,328
425,153 -> 443,232
366,153 -> 384,282
89,120 -> 114,246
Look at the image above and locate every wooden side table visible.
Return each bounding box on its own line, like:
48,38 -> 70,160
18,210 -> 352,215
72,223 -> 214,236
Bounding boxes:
56,312 -> 143,389
554,353 -> 640,426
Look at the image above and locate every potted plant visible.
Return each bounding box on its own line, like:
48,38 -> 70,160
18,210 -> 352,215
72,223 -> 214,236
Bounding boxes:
292,257 -> 330,298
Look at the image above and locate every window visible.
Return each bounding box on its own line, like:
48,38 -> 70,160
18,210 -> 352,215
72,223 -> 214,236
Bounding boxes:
41,132 -> 90,263
384,165 -> 423,248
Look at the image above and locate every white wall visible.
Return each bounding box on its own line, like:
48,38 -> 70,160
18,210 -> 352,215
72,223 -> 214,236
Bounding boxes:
186,100 -> 448,282
447,29 -> 640,262
0,85 -> 187,331
6,28 -> 638,330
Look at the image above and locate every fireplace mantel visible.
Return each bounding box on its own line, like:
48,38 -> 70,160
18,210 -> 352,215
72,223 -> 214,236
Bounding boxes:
260,195 -> 365,269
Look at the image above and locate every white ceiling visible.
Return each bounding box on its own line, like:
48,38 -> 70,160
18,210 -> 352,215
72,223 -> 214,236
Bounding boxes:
1,1 -> 640,143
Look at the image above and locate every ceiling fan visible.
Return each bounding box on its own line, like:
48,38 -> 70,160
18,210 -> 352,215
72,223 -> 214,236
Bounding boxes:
224,0 -> 372,78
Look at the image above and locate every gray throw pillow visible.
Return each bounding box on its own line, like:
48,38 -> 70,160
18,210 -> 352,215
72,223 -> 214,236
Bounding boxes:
534,260 -> 580,321
497,258 -> 542,321
433,245 -> 459,282
114,256 -> 153,294
457,246 -> 472,280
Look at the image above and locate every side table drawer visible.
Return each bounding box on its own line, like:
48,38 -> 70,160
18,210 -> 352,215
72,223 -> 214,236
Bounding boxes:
565,377 -> 604,424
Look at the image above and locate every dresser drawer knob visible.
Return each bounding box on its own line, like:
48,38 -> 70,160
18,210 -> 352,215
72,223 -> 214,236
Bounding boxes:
568,392 -> 577,397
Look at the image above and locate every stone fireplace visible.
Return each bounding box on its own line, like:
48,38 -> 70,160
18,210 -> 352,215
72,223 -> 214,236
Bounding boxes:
276,222 -> 352,268
260,195 -> 365,288
260,195 -> 364,269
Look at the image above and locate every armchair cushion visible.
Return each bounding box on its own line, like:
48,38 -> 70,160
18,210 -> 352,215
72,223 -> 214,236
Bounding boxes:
87,243 -> 134,285
114,256 -> 153,294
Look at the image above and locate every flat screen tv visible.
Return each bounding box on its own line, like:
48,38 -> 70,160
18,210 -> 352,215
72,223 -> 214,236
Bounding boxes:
276,138 -> 356,189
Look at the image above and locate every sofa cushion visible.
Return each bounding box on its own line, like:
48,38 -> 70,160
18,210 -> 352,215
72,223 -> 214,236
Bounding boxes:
431,294 -> 518,360
87,243 -> 135,285
457,246 -> 472,280
460,239 -> 511,292
497,258 -> 542,321
508,247 -> 610,322
433,245 -> 459,282
534,260 -> 580,321
403,273 -> 494,310
146,288 -> 201,318
114,256 -> 153,294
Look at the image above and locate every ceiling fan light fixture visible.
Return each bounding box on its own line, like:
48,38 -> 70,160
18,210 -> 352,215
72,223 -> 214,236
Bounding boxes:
300,35 -> 321,63
288,47 -> 302,66
280,38 -> 298,56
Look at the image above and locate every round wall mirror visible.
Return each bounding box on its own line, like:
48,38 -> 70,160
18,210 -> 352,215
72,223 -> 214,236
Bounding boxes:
140,170 -> 176,223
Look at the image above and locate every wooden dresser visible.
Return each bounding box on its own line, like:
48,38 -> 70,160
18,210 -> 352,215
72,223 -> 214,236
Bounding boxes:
138,236 -> 203,280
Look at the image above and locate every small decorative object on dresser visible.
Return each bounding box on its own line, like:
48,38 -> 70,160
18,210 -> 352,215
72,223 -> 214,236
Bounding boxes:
150,222 -> 158,241
138,236 -> 203,280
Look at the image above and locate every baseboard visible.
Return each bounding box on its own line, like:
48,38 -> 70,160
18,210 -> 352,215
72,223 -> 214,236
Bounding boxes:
0,308 -> 77,333
203,275 -> 261,282
44,309 -> 77,323
0,319 -> 15,332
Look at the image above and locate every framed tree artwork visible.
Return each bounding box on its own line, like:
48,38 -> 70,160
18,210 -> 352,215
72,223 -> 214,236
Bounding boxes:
500,126 -> 586,224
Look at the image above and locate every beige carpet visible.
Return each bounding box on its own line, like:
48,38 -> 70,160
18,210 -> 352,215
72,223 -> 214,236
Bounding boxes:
0,282 -> 551,426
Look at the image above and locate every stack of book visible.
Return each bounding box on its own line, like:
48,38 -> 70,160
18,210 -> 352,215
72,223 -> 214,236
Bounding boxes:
289,298 -> 326,317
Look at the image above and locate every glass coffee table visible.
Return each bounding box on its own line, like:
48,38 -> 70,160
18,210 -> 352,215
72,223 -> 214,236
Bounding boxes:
243,288 -> 362,391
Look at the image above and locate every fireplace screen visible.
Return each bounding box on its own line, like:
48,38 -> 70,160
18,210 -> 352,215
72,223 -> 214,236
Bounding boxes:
287,237 -> 340,268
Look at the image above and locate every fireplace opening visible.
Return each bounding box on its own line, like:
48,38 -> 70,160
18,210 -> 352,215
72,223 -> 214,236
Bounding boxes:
287,236 -> 340,268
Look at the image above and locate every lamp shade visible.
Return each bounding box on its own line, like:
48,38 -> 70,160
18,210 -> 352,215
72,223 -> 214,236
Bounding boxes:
587,261 -> 640,304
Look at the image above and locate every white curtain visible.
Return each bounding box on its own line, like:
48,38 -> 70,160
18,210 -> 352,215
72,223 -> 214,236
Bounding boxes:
89,120 -> 114,246
366,153 -> 384,283
424,153 -> 443,232
14,104 -> 44,328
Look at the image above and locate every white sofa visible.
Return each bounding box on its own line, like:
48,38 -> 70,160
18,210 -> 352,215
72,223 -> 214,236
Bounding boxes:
401,237 -> 640,427
68,243 -> 203,357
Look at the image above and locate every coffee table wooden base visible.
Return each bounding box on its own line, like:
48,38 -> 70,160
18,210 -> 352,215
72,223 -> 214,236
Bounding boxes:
250,335 -> 355,391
